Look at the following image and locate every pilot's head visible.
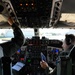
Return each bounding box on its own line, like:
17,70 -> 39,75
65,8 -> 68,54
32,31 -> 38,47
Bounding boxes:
62,34 -> 75,51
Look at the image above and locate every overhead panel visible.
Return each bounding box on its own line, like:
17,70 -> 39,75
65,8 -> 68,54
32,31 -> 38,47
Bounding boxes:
10,0 -> 53,28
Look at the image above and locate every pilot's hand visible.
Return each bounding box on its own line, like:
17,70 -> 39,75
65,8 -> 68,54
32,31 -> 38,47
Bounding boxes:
40,60 -> 49,69
7,17 -> 14,26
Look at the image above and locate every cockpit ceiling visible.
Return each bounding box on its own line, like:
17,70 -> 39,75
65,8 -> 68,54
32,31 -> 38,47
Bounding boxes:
0,0 -> 53,28
10,0 -> 53,28
0,0 -> 75,28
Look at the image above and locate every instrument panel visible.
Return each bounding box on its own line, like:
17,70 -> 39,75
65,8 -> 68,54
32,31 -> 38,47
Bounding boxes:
11,36 -> 62,75
10,0 -> 53,27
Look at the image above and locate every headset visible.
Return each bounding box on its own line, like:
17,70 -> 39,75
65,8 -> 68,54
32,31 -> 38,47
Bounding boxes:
65,34 -> 75,45
65,38 -> 72,45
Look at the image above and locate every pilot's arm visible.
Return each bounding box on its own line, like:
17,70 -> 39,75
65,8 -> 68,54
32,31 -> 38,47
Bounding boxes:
0,17 -> 25,57
40,60 -> 56,75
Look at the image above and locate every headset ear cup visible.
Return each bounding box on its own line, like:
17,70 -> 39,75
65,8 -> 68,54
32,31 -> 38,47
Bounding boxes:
65,34 -> 75,45
66,38 -> 71,45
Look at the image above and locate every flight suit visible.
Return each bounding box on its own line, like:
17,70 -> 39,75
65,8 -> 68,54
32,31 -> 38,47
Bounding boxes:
0,23 -> 25,75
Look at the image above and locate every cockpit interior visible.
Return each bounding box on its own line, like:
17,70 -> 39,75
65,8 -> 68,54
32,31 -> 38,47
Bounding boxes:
0,0 -> 75,75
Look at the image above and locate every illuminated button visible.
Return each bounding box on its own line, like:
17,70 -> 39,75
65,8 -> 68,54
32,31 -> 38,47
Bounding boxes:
26,3 -> 28,6
20,3 -> 22,6
27,59 -> 31,62
20,58 -> 24,60
31,3 -> 34,6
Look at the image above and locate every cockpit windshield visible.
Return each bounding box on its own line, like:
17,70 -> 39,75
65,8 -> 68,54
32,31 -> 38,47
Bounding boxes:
0,28 -> 75,43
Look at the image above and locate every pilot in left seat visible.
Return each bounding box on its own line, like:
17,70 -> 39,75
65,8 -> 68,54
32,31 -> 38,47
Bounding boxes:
0,16 -> 25,75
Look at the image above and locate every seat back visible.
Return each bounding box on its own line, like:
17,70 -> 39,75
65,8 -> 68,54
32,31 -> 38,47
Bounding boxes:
57,51 -> 72,75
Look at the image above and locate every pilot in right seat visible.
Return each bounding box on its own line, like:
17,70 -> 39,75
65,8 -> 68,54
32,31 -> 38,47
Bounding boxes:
40,34 -> 75,75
